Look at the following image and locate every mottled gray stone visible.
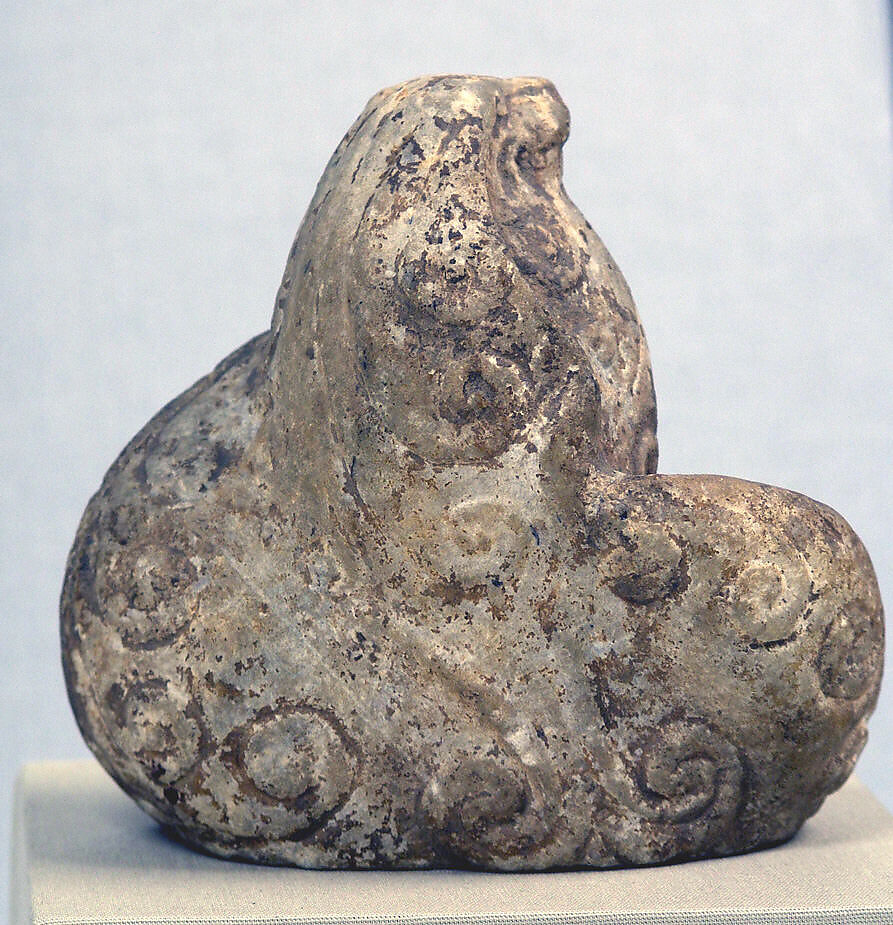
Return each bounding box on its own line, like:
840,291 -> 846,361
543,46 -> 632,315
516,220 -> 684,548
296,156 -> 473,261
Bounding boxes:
60,75 -> 884,870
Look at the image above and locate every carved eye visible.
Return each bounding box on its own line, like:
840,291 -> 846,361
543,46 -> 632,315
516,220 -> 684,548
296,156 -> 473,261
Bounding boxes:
515,143 -> 552,171
818,600 -> 884,700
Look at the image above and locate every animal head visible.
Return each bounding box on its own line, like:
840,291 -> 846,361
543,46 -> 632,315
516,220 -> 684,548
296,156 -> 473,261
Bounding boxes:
265,76 -> 657,475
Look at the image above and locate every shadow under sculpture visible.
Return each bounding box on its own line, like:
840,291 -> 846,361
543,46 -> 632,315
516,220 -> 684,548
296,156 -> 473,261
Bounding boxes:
61,75 -> 884,870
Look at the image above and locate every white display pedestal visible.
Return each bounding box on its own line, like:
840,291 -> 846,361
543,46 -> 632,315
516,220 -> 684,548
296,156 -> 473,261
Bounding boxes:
11,759 -> 893,924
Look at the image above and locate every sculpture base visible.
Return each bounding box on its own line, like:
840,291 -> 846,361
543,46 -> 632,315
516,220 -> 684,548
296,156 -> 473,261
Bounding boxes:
11,760 -> 893,924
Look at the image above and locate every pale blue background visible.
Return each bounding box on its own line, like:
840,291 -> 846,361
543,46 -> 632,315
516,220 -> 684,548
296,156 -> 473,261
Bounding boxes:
2,2 -> 891,918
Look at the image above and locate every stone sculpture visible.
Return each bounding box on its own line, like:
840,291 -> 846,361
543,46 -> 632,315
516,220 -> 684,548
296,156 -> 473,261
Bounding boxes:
61,75 -> 884,870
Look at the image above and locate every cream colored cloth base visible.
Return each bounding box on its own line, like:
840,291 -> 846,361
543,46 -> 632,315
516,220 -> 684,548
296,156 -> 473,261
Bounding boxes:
11,760 -> 893,925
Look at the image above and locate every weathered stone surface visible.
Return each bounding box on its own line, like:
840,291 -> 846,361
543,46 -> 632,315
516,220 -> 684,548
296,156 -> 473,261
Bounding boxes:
60,75 -> 884,870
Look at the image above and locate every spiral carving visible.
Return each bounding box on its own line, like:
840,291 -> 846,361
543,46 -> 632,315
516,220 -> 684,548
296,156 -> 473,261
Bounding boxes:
99,675 -> 201,786
100,538 -> 199,649
725,554 -> 810,646
587,492 -> 688,606
623,717 -> 744,834
219,703 -> 359,841
420,740 -> 554,866
818,599 -> 884,700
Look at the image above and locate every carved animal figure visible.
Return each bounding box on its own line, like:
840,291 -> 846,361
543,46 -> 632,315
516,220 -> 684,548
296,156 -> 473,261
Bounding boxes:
61,75 -> 883,869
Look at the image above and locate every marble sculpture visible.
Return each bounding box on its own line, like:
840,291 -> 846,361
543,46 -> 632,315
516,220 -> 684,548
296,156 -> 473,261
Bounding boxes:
61,75 -> 884,870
